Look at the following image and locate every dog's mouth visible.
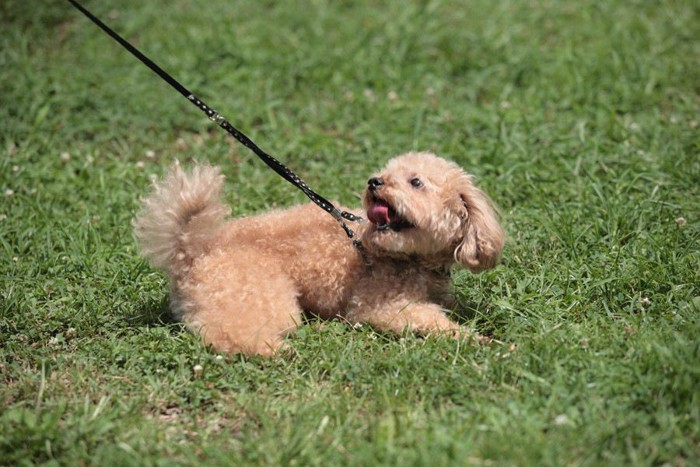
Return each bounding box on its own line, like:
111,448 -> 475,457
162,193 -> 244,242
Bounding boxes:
366,197 -> 414,232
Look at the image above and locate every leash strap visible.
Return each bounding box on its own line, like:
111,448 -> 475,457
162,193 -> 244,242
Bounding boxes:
66,0 -> 363,238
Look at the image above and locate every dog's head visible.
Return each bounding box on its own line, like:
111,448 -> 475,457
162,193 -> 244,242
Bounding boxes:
360,152 -> 504,273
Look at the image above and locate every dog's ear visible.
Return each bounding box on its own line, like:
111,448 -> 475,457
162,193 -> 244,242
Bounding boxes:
453,176 -> 505,273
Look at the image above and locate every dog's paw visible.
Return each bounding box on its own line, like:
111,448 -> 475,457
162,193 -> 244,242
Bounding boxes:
448,327 -> 491,345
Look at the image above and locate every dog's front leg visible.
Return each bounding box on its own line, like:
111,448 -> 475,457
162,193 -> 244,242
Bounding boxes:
347,299 -> 455,334
346,294 -> 480,342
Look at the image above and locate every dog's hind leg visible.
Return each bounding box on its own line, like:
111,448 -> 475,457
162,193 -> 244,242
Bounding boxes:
178,250 -> 303,356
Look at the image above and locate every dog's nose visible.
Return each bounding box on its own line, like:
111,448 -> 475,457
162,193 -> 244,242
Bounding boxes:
368,177 -> 384,191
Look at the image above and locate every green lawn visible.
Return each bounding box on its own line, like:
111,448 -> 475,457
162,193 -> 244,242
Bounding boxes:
1,0 -> 698,465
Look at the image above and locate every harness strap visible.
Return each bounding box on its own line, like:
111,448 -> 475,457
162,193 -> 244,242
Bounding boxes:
66,0 -> 363,238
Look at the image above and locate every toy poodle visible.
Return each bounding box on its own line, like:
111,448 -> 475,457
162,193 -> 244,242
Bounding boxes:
134,152 -> 504,356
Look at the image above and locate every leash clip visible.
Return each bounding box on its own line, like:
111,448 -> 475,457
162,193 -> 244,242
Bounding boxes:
330,208 -> 365,239
329,208 -> 353,238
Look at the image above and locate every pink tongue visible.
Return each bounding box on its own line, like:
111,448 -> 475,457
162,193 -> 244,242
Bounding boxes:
367,200 -> 391,225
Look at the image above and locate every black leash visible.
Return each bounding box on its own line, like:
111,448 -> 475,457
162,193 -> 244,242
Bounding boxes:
66,0 -> 363,239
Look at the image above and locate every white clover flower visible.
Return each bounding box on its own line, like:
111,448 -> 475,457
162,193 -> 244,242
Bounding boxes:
554,414 -> 569,426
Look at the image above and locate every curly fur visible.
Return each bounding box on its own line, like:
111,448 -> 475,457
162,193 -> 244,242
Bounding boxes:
134,152 -> 504,356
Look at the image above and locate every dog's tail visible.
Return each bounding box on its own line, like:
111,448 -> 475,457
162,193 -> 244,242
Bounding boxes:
133,162 -> 230,279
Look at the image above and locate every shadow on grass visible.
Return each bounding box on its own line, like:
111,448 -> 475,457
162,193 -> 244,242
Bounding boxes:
450,296 -> 505,340
125,294 -> 174,327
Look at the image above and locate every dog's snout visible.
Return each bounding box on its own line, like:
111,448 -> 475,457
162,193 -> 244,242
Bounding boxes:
368,177 -> 384,191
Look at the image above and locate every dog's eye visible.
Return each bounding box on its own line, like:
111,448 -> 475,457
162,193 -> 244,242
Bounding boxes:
410,177 -> 423,188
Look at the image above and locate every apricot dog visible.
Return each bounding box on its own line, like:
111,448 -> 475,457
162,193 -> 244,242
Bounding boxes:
134,152 -> 504,356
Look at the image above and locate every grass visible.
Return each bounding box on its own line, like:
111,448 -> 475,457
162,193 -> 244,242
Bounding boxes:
1,0 -> 698,465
